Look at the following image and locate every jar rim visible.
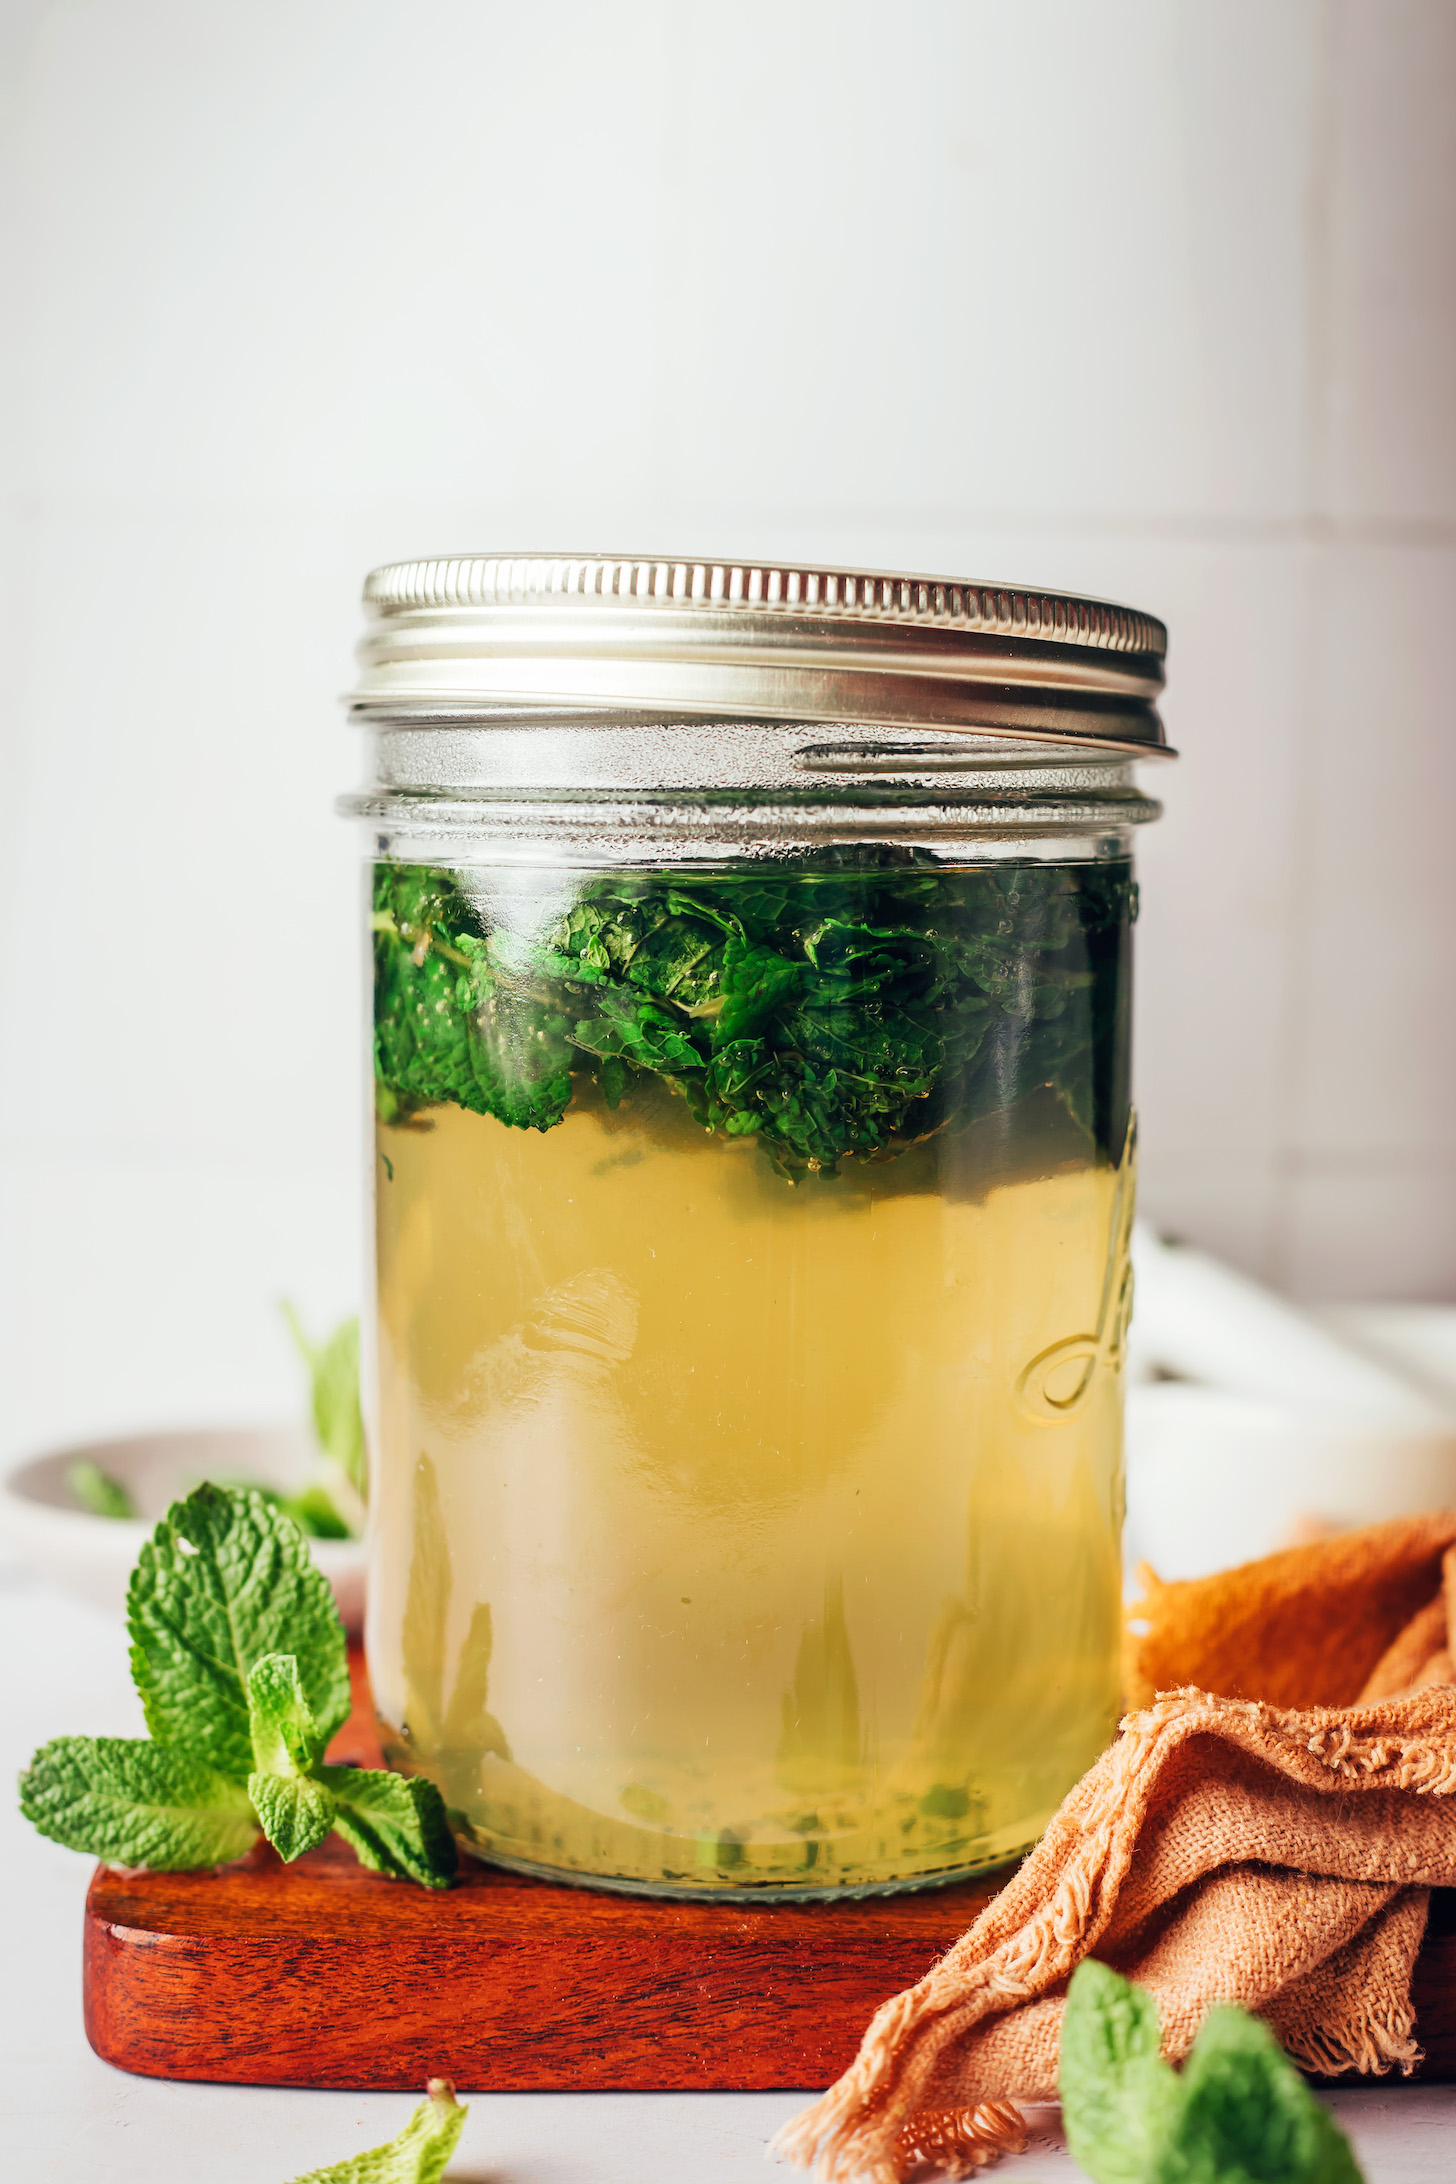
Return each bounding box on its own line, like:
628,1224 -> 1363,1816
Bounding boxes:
342,786 -> 1160,869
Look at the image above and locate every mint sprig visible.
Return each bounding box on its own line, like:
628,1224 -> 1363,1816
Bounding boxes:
286,2078 -> 467,2184
18,1484 -> 456,1889
1060,1961 -> 1364,2184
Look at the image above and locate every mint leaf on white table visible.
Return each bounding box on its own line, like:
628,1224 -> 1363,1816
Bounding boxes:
1168,2005 -> 1365,2184
1060,1959 -> 1365,2182
286,2079 -> 466,2184
1057,1957 -> 1183,2183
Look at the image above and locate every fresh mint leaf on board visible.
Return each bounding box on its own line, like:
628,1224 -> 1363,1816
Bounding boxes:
249,1651 -> 328,1777
319,1765 -> 459,1889
1058,1962 -> 1365,2184
67,1459 -> 137,1521
20,1486 -> 457,1888
250,1771 -> 337,1863
246,1652 -> 336,1862
18,1737 -> 259,1870
286,2079 -> 467,2184
372,859 -> 1134,1180
126,1482 -> 351,1780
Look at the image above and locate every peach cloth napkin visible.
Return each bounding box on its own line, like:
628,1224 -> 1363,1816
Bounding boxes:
774,1514 -> 1456,2183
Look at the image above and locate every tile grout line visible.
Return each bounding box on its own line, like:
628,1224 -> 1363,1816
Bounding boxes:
2,495 -> 1455,553
1265,0 -> 1342,1291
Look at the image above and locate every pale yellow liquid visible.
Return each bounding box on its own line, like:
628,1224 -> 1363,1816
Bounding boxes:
370,1076 -> 1127,1895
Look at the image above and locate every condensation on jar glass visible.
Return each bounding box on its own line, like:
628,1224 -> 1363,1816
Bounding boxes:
341,555 -> 1172,1900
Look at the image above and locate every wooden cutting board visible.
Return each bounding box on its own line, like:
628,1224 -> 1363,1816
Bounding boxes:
82,1654 -> 1456,2093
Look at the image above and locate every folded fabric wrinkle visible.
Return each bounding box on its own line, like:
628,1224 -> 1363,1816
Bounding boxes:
774,1512 -> 1456,2184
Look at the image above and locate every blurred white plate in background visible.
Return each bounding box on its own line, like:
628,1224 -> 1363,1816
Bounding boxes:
0,1426 -> 365,1631
1124,1380 -> 1456,1583
1126,1232 -> 1456,1583
1318,1305 -> 1456,1413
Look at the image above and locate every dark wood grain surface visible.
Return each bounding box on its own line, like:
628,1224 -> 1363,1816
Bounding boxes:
81,1651 -> 1456,2093
84,1836 -> 1006,2090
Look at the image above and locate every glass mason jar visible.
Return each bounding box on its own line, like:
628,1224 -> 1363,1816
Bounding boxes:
344,555 -> 1170,1899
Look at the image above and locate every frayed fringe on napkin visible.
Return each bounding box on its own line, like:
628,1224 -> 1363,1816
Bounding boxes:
774,1516 -> 1456,2184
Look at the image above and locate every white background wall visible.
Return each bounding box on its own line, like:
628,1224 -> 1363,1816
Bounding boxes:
1,0 -> 1453,1460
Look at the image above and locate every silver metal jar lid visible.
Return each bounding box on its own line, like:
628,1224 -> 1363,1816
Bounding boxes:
351,554 -> 1172,758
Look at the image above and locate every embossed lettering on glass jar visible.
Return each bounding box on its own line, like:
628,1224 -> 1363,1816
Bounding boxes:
343,555 -> 1171,1899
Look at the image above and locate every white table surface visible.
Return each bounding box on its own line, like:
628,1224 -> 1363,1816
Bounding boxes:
4,1565 -> 1452,2183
